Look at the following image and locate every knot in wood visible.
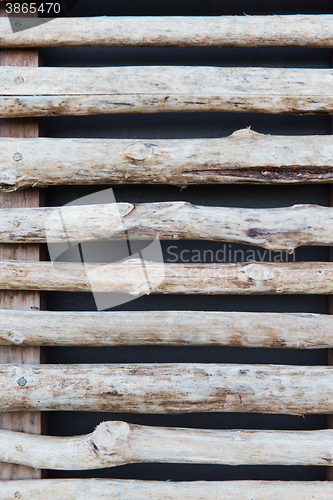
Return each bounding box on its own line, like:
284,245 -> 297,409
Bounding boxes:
124,143 -> 153,161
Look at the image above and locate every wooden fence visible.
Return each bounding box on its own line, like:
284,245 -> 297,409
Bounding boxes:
0,9 -> 333,499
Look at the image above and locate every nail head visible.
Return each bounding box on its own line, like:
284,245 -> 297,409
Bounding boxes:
13,153 -> 22,162
11,269 -> 17,276
14,77 -> 24,85
17,377 -> 27,387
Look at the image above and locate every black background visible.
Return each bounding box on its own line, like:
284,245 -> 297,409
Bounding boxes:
42,1 -> 331,481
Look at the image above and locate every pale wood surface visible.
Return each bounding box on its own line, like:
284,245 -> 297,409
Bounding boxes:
0,363 -> 333,414
2,16 -> 333,48
0,260 -> 332,295
0,202 -> 332,252
1,309 -> 332,348
0,4 -> 41,481
0,479 -> 333,500
1,66 -> 333,117
1,422 -> 333,469
2,129 -> 333,190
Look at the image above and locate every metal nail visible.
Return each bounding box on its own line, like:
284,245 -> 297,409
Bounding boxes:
13,153 -> 22,162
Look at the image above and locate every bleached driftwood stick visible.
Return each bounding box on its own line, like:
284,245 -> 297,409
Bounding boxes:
2,66 -> 333,117
0,260 -> 332,295
1,479 -> 333,500
0,202 -> 332,252
1,309 -> 333,348
0,422 -> 333,469
2,15 -> 333,48
2,130 -> 333,191
1,363 -> 333,413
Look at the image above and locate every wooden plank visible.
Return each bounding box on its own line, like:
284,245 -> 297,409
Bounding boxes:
0,260 -> 332,295
1,66 -> 333,117
1,309 -> 333,348
0,363 -> 333,414
0,4 -> 41,481
2,15 -> 333,48
0,202 -> 333,252
3,130 -> 333,190
1,479 -> 333,500
1,422 -> 333,468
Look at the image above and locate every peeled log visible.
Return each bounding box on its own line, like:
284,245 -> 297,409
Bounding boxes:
2,130 -> 333,191
1,309 -> 332,348
0,260 -> 332,295
1,363 -> 333,414
2,66 -> 333,117
2,15 -> 333,48
0,422 -> 333,469
1,479 -> 332,500
1,202 -> 333,252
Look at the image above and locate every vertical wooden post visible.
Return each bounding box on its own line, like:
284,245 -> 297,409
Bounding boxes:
0,6 -> 42,480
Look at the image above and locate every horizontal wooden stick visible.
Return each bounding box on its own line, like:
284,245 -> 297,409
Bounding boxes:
0,260 -> 332,295
0,202 -> 332,252
1,309 -> 332,348
1,422 -> 333,469
1,363 -> 333,414
1,66 -> 333,117
1,480 -> 333,500
2,130 -> 333,191
2,16 -> 333,48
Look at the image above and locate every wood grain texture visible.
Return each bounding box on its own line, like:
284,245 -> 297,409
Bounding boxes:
2,15 -> 333,48
2,66 -> 333,117
0,202 -> 332,252
0,479 -> 333,500
1,309 -> 332,348
1,422 -> 333,469
0,363 -> 333,414
0,3 -> 41,481
2,129 -> 333,190
0,260 -> 331,295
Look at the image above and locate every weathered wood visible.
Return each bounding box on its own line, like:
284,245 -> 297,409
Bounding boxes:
0,3 -> 41,481
2,15 -> 333,48
3,130 -> 333,190
1,421 -> 333,469
0,260 -> 332,295
0,202 -> 332,252
1,66 -> 333,117
0,363 -> 333,414
1,309 -> 333,348
1,479 -> 333,500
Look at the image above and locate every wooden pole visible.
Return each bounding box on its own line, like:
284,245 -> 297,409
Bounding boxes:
0,260 -> 332,295
0,363 -> 332,414
0,309 -> 332,348
0,202 -> 332,251
1,422 -> 333,469
1,15 -> 333,48
2,130 -> 333,190
1,66 -> 333,117
0,5 -> 41,481
0,479 -> 332,500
